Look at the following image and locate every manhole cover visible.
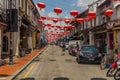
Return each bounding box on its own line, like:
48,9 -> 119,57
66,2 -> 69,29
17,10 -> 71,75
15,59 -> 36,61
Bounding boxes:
65,59 -> 72,62
50,53 -> 54,55
49,59 -> 56,61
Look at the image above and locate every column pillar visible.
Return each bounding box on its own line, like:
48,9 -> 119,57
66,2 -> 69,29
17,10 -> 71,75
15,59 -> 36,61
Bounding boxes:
89,31 -> 94,45
27,28 -> 33,50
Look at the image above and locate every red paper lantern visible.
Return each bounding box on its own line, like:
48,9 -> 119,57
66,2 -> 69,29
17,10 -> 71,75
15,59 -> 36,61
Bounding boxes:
37,2 -> 46,9
38,19 -> 43,23
76,18 -> 84,23
48,27 -> 51,29
41,16 -> 46,20
64,19 -> 70,24
64,26 -> 68,29
54,7 -> 62,15
56,26 -> 61,28
105,9 -> 113,17
88,11 -> 96,19
84,17 -> 90,21
70,10 -> 78,17
53,18 -> 58,23
46,23 -> 51,27
71,26 -> 75,29
55,28 -> 58,30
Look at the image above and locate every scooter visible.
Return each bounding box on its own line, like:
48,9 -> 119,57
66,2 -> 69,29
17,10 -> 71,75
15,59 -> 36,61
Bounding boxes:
106,54 -> 120,79
114,54 -> 120,80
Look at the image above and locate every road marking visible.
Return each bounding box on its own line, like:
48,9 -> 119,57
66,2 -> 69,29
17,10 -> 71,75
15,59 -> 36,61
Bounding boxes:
23,63 -> 36,78
23,48 -> 47,78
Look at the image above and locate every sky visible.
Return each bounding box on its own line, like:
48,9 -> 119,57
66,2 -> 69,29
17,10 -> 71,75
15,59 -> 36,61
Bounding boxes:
33,0 -> 96,32
33,0 -> 96,18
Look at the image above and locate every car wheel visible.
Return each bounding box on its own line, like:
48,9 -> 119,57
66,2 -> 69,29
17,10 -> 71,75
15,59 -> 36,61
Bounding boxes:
76,57 -> 80,64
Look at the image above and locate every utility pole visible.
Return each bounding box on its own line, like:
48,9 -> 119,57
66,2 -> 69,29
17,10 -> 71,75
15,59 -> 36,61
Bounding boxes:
9,0 -> 14,65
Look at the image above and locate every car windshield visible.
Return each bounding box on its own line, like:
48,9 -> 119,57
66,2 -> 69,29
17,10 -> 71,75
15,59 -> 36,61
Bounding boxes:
81,46 -> 97,51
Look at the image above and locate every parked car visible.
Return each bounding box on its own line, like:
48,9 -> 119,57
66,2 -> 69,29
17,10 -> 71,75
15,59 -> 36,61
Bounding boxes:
68,44 -> 78,56
76,45 -> 102,64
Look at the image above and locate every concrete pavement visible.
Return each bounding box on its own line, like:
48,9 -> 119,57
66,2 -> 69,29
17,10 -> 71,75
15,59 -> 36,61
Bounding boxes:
0,46 -> 47,80
15,45 -> 114,80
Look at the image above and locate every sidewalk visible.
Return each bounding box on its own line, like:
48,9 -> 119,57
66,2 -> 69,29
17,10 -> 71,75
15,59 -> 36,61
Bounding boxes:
0,47 -> 46,80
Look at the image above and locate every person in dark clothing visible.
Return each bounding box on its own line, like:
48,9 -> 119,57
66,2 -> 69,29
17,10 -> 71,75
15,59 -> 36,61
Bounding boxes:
76,42 -> 79,51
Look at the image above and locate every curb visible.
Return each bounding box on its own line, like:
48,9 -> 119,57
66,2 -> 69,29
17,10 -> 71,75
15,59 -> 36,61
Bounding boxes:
6,46 -> 47,80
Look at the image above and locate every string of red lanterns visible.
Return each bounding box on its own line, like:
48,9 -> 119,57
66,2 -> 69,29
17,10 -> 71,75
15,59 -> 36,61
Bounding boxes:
37,2 -> 114,40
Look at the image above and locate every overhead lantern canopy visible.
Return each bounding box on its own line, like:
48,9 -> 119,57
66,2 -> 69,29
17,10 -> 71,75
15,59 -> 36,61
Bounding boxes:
88,11 -> 96,19
37,2 -> 46,10
70,10 -> 78,17
54,7 -> 62,15
104,9 -> 113,17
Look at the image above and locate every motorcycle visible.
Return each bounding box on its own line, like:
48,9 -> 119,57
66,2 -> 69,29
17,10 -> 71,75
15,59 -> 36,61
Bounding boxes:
71,48 -> 78,56
106,54 -> 120,79
114,54 -> 120,80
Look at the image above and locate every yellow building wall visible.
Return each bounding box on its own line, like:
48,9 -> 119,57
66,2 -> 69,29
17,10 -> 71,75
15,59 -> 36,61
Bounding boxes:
32,31 -> 36,49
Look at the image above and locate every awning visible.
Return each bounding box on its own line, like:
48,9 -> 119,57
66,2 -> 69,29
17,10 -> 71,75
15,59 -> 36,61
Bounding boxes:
113,27 -> 120,30
95,30 -> 107,34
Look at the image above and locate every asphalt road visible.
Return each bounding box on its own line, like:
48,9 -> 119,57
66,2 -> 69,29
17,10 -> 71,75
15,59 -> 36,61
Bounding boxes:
15,45 -> 114,80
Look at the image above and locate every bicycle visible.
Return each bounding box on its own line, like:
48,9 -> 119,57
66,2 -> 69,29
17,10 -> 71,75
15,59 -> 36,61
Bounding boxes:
100,53 -> 114,70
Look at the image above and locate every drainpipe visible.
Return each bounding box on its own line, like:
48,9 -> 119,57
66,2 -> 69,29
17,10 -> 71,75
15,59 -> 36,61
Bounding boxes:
0,30 -> 1,60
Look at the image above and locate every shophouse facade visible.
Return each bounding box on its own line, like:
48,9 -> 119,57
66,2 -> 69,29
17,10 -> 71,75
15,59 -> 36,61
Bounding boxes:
0,0 -> 41,59
18,0 -> 41,56
0,0 -> 7,59
73,0 -> 120,58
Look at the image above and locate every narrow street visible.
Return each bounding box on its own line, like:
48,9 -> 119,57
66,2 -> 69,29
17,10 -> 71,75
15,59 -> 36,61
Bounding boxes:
15,45 -> 113,80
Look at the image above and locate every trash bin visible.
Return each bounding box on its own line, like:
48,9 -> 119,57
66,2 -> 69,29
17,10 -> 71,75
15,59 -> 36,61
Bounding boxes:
19,48 -> 26,57
26,49 -> 31,54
